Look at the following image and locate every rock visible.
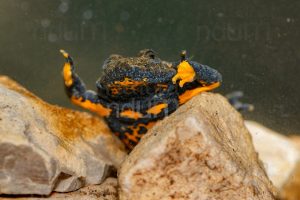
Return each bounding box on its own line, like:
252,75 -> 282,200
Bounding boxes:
280,163 -> 300,200
245,121 -> 300,200
49,177 -> 118,200
0,177 -> 118,200
289,135 -> 300,148
118,93 -> 277,200
0,76 -> 127,195
245,121 -> 300,189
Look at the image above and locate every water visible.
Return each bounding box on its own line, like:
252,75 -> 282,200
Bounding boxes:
0,0 -> 299,134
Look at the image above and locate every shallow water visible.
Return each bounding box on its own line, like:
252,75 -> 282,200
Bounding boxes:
0,0 -> 299,134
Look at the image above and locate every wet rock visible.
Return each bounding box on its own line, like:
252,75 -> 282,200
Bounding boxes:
246,121 -> 300,200
118,93 -> 277,200
0,76 -> 127,195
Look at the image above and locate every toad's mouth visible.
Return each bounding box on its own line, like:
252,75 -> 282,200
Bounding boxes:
178,81 -> 221,105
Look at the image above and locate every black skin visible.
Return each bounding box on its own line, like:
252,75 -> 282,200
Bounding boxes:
61,49 -> 222,150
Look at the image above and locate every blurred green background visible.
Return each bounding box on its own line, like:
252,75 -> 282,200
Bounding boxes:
0,0 -> 299,134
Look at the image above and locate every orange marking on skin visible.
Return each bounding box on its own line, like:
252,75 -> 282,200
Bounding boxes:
121,138 -> 132,151
125,132 -> 140,143
179,82 -> 221,104
110,87 -> 119,95
121,122 -> 157,150
71,97 -> 112,117
144,122 -> 156,131
120,109 -> 143,119
126,122 -> 156,147
172,61 -> 196,87
147,103 -> 168,115
157,83 -> 168,88
63,62 -> 73,87
60,49 -> 73,87
124,126 -> 142,148
114,77 -> 144,87
155,83 -> 168,92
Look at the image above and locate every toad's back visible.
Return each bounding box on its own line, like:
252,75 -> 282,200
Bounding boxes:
96,49 -> 177,101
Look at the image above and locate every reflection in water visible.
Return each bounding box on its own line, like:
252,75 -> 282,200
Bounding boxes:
0,0 -> 299,134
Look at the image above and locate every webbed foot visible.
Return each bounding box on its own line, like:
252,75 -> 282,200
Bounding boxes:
226,91 -> 254,112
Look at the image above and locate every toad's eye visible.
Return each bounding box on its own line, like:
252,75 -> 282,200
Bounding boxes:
146,51 -> 156,59
138,49 -> 157,59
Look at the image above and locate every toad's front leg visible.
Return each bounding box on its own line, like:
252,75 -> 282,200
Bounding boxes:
60,50 -> 112,117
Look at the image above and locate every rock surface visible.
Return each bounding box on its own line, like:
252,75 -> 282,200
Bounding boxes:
289,135 -> 300,148
0,76 -> 127,195
118,93 -> 277,200
246,121 -> 300,200
0,178 -> 118,200
245,121 -> 300,189
280,163 -> 300,200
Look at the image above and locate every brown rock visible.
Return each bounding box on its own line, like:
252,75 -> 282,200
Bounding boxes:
0,76 -> 127,195
118,93 -> 277,200
286,135 -> 300,200
280,163 -> 300,200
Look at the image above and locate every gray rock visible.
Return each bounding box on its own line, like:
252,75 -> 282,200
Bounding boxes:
0,76 -> 127,195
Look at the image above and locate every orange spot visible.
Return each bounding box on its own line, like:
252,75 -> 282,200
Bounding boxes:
155,84 -> 168,92
110,87 -> 119,95
122,122 -> 156,150
114,77 -> 144,87
172,61 -> 195,87
71,97 -> 112,117
125,132 -> 140,143
157,83 -> 168,89
121,138 -> 131,150
147,103 -> 168,115
179,82 -> 220,104
60,49 -> 73,87
145,122 -> 156,130
120,109 -> 143,119
63,62 -> 73,87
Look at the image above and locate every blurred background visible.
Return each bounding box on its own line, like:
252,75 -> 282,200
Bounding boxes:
0,0 -> 299,134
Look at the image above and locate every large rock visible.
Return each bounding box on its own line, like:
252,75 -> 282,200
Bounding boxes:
280,163 -> 300,200
49,177 -> 118,200
0,76 -> 127,195
118,93 -> 277,200
245,121 -> 300,189
246,121 -> 300,200
0,178 -> 118,200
